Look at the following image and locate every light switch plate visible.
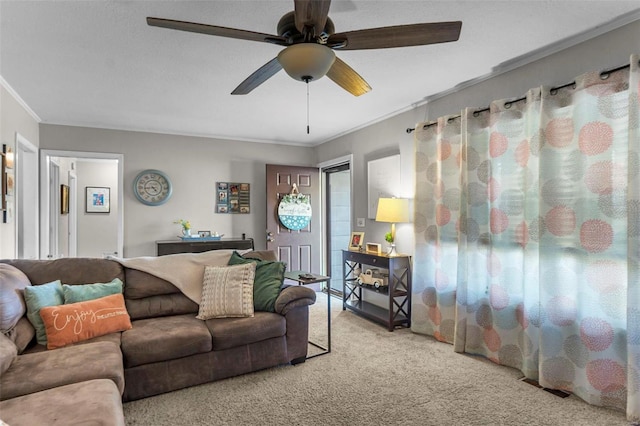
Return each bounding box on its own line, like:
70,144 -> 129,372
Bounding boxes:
356,218 -> 365,227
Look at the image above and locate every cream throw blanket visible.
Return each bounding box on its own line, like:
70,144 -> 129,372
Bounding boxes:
110,250 -> 239,304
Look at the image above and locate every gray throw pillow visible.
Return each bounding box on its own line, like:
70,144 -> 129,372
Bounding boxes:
197,263 -> 256,319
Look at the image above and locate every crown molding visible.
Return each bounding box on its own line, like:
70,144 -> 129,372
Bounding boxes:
0,75 -> 41,123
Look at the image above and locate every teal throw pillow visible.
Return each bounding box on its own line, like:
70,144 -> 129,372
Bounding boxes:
227,251 -> 285,312
23,280 -> 64,345
63,278 -> 124,304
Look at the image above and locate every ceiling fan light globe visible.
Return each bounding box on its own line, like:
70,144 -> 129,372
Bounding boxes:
277,43 -> 336,81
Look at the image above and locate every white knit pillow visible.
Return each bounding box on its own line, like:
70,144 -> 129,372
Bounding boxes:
197,263 -> 256,319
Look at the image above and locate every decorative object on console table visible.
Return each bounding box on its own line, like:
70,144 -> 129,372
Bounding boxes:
216,182 -> 250,214
342,249 -> 411,331
365,242 -> 381,254
375,197 -> 410,256
349,231 -> 364,251
174,219 -> 191,237
85,187 -> 110,213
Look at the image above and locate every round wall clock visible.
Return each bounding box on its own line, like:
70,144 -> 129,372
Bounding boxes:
133,169 -> 172,206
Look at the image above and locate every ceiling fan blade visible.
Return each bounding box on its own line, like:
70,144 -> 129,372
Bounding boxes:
326,57 -> 371,97
327,21 -> 462,50
147,17 -> 288,46
293,0 -> 331,36
231,58 -> 283,95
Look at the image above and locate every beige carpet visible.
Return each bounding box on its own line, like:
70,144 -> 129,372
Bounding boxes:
123,292 -> 628,425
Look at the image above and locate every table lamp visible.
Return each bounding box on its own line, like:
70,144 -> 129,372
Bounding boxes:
375,197 -> 410,256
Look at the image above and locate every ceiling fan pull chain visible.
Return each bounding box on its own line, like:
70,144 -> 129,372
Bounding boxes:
306,78 -> 310,134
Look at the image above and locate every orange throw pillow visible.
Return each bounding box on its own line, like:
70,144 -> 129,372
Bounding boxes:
39,293 -> 132,349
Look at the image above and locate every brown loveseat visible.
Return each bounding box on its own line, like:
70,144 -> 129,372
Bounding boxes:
0,250 -> 316,425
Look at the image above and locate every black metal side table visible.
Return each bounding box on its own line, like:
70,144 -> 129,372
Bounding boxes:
284,270 -> 331,358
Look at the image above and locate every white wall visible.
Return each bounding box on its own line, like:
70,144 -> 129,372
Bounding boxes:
76,159 -> 118,258
314,19 -> 640,256
0,84 -> 39,259
38,125 -> 314,257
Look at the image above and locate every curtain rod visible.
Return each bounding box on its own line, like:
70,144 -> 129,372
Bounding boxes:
406,60 -> 634,134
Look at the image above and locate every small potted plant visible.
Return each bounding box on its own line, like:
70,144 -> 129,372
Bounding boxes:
385,232 -> 397,256
174,219 -> 191,237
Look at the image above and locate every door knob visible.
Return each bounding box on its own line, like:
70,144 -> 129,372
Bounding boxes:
266,230 -> 274,242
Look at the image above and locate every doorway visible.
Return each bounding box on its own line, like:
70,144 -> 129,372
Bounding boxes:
321,156 -> 352,294
40,150 -> 123,259
15,133 -> 38,259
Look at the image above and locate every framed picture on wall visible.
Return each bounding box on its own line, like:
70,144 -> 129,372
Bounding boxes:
1,152 -> 5,211
61,184 -> 69,214
86,186 -> 110,213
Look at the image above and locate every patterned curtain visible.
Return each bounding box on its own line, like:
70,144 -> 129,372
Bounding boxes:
412,54 -> 639,422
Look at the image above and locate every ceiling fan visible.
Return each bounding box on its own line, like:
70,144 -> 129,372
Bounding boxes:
147,0 -> 462,96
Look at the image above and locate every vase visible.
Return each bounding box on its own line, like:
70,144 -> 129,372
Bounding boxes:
183,228 -> 191,237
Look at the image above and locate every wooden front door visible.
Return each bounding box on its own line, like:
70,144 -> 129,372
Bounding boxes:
266,164 -> 321,274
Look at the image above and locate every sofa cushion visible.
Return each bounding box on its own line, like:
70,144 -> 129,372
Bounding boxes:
228,251 -> 286,312
124,268 -> 181,299
0,379 -> 125,426
23,331 -> 123,355
0,341 -> 124,400
62,278 -> 123,303
204,311 -> 286,351
121,314 -> 212,368
0,258 -> 124,285
197,263 -> 256,320
40,294 -> 132,349
0,264 -> 31,334
125,293 -> 199,320
3,317 -> 35,354
23,280 -> 64,346
0,333 -> 17,375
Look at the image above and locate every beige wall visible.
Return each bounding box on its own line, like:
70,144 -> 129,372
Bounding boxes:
314,19 -> 640,256
39,124 -> 314,257
0,84 -> 39,259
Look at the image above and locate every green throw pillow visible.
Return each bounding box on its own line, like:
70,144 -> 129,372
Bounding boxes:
63,278 -> 124,304
227,251 -> 285,312
23,280 -> 64,345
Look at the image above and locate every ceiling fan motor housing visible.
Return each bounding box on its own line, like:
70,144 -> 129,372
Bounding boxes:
277,11 -> 335,43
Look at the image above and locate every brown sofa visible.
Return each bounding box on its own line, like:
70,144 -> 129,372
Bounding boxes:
0,250 -> 316,425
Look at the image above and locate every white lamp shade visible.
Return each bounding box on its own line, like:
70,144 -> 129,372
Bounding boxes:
277,43 -> 336,81
375,198 -> 410,223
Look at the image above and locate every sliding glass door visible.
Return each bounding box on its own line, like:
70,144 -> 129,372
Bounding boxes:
324,163 -> 351,294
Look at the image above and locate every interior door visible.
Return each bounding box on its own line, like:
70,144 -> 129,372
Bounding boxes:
266,164 -> 321,274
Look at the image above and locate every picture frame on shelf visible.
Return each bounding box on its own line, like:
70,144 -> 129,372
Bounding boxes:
365,242 -> 382,254
85,186 -> 110,213
349,231 -> 365,251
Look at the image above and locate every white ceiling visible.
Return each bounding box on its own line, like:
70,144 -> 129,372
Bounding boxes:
1,1 -> 639,146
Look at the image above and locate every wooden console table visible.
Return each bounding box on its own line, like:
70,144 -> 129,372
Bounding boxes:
156,238 -> 254,256
342,250 -> 411,331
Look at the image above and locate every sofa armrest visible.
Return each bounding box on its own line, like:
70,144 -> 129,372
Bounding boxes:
274,286 -> 316,315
